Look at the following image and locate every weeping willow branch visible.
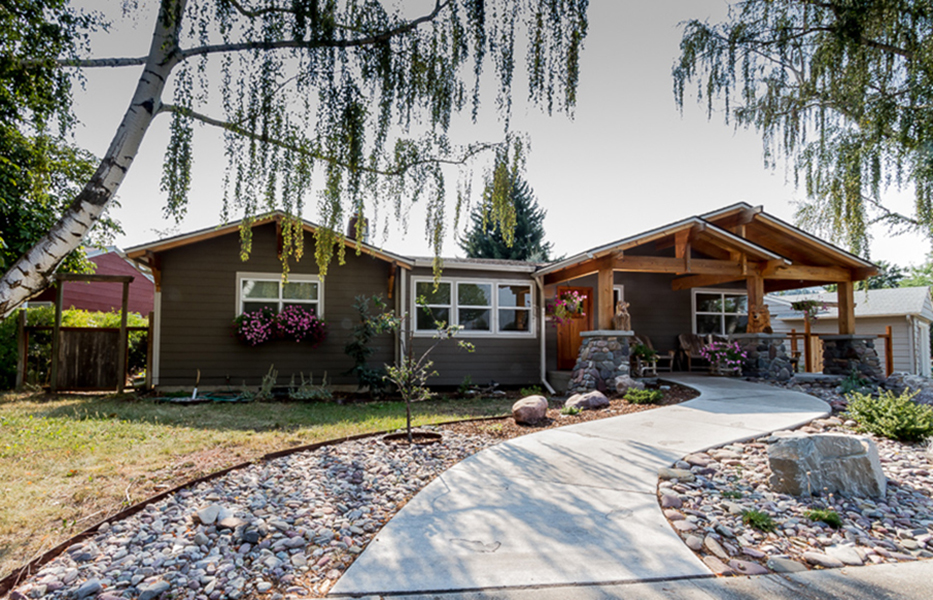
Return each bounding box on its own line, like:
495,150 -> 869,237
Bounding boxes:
158,103 -> 502,176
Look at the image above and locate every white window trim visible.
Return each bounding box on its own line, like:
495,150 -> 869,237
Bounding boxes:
456,281 -> 494,333
235,272 -> 323,317
613,285 -> 625,306
412,276 -> 536,338
691,288 -> 747,335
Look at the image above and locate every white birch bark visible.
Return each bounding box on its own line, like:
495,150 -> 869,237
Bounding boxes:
0,0 -> 184,319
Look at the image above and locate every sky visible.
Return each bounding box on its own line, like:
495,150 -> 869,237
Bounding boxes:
68,1 -> 931,268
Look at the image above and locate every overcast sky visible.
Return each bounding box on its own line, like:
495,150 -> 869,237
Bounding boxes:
68,1 -> 930,267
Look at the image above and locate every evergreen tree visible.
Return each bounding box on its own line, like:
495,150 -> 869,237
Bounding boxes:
459,175 -> 553,262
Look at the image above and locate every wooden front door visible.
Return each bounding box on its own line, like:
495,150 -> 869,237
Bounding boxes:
556,286 -> 593,370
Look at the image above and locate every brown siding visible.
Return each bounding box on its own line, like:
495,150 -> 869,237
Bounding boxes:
157,224 -> 395,387
407,266 -> 540,385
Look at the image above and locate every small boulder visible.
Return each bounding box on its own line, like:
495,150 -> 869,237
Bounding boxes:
564,390 -> 609,411
767,556 -> 808,573
614,375 -> 645,394
197,503 -> 227,525
768,433 -> 886,497
728,559 -> 769,575
512,395 -> 548,424
75,580 -> 102,599
803,551 -> 845,569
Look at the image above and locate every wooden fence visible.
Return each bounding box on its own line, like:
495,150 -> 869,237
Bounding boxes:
786,324 -> 893,376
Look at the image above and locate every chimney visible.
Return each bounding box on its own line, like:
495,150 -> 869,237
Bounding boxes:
348,214 -> 370,243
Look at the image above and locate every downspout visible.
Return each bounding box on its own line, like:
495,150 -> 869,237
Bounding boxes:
907,314 -> 916,374
534,274 -> 556,395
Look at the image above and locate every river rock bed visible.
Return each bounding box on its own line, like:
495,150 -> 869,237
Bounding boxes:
659,416 -> 933,575
8,430 -> 496,600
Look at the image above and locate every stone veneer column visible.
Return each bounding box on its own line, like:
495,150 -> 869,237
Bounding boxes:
729,333 -> 792,381
821,335 -> 884,380
568,330 -> 634,394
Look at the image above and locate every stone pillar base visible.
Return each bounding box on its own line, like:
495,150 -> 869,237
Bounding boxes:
568,330 -> 634,394
821,335 -> 884,380
729,333 -> 792,381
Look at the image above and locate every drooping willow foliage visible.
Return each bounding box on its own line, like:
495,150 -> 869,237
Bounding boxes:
673,0 -> 933,257
155,0 -> 589,276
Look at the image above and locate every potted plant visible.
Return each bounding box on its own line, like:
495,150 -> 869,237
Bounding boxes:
790,299 -> 828,324
700,340 -> 747,376
548,290 -> 587,325
233,307 -> 277,346
233,306 -> 327,346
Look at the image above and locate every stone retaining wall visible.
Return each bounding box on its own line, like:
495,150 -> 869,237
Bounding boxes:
822,335 -> 884,380
568,330 -> 633,394
730,333 -> 793,382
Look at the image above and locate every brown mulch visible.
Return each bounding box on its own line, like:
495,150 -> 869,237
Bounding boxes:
441,384 -> 698,441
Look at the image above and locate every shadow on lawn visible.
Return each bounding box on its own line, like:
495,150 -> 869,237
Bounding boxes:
17,392 -> 514,433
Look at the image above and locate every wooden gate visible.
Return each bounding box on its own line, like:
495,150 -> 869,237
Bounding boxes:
56,327 -> 122,390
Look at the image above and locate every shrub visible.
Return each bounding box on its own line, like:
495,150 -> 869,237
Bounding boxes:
845,389 -> 933,442
806,508 -> 842,529
742,509 -> 776,532
625,388 -> 663,404
840,368 -> 872,395
560,405 -> 581,416
288,372 -> 332,401
520,385 -> 543,397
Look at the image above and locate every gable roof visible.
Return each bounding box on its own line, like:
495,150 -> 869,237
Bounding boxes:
767,287 -> 933,320
125,211 -> 414,268
701,202 -> 875,272
534,214 -> 789,278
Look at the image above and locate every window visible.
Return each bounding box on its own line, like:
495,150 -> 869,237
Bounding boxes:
693,290 -> 747,335
237,273 -> 322,316
498,284 -> 532,332
458,282 -> 493,331
413,278 -> 534,336
415,281 -> 451,330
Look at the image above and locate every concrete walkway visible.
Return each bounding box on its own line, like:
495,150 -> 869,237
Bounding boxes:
330,376 -> 830,597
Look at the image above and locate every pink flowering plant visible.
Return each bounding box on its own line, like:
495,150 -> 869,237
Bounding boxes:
234,307 -> 277,346
276,305 -> 327,345
233,306 -> 327,346
547,290 -> 587,325
700,340 -> 747,376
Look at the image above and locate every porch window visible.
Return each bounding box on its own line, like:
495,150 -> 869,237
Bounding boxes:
693,290 -> 747,335
415,281 -> 452,330
238,273 -> 321,316
498,284 -> 532,332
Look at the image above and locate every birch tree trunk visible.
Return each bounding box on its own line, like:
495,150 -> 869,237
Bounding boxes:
0,0 -> 183,319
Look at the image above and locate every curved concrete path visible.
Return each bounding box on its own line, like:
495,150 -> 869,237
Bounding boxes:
330,376 -> 830,597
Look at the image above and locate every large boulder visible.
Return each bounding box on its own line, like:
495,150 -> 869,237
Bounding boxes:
512,395 -> 549,424
614,375 -> 645,394
564,390 -> 609,411
767,433 -> 886,498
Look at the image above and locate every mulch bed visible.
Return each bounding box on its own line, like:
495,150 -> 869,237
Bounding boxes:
442,383 -> 698,440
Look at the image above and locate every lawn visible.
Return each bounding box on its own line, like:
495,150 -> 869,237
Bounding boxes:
0,391 -> 515,581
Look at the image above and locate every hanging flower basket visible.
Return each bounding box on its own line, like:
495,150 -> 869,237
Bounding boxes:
547,290 -> 587,326
700,340 -> 747,376
233,306 -> 327,346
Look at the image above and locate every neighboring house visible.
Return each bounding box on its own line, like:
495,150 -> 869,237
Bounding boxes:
765,288 -> 933,377
125,203 -> 879,390
32,247 -> 155,315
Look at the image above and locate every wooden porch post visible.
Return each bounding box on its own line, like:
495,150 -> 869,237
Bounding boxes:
598,262 -> 614,330
837,280 -> 856,334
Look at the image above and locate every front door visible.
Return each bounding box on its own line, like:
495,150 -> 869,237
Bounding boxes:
556,286 -> 593,370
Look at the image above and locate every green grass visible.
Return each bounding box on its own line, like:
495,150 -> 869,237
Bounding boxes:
742,509 -> 776,532
806,508 -> 842,529
0,391 -> 515,580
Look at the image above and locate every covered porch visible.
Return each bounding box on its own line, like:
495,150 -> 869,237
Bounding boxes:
534,204 -> 879,393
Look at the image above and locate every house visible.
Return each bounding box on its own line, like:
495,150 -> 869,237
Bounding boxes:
125,203 -> 879,391
32,247 -> 155,315
766,288 -> 933,377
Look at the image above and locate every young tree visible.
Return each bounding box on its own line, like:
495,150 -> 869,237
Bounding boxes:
674,1 -> 933,257
901,255 -> 933,288
458,172 -> 553,261
0,0 -> 590,319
